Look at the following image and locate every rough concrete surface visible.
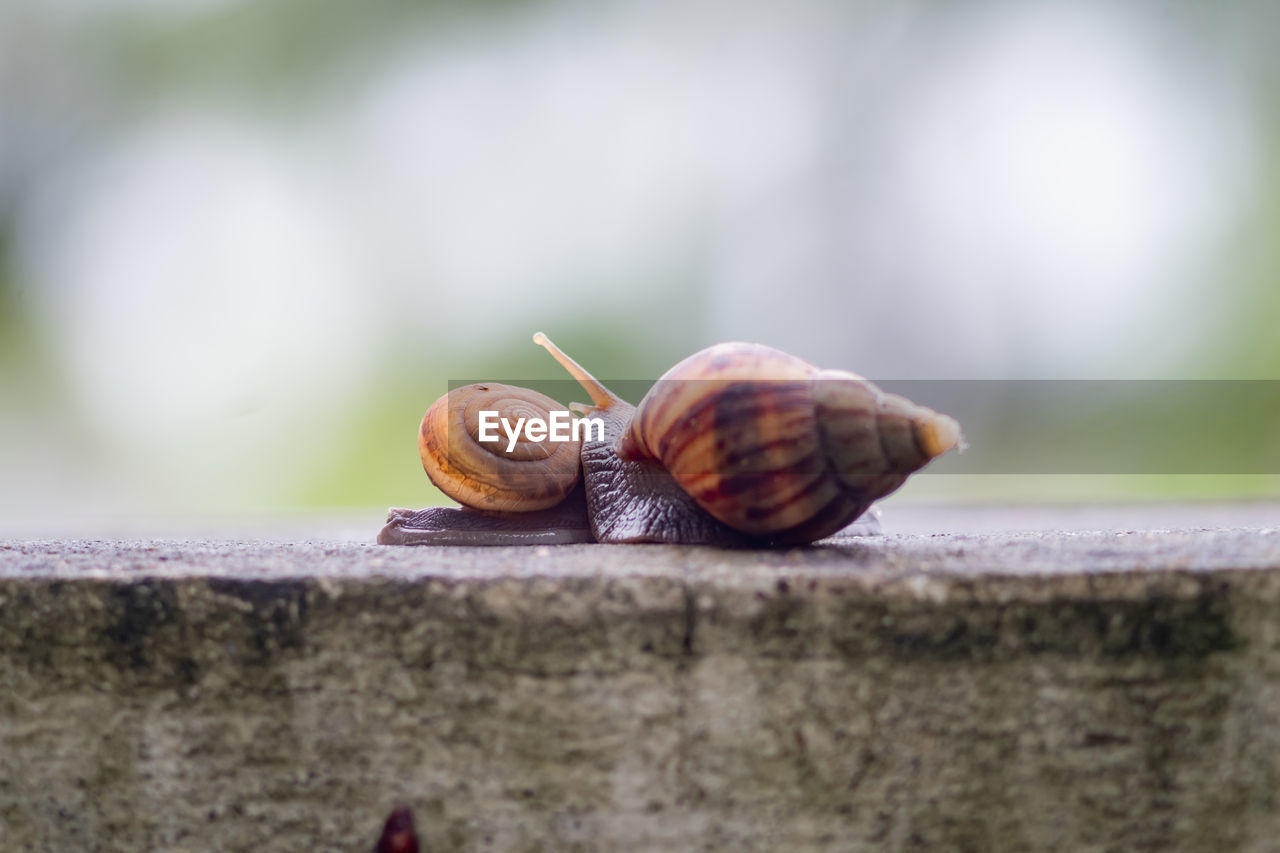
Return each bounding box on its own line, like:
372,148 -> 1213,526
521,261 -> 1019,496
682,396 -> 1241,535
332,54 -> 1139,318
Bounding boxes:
1,503 -> 1279,851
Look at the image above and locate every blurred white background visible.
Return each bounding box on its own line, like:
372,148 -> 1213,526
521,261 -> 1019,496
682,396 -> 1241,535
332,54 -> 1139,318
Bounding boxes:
2,0 -> 1277,520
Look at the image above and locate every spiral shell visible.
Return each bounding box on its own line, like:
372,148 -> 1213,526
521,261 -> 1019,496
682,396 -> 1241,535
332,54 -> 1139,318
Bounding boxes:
419,383 -> 581,512
619,343 -> 961,543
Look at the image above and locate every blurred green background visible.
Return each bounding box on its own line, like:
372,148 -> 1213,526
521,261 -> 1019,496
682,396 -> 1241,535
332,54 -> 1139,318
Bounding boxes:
1,0 -> 1278,522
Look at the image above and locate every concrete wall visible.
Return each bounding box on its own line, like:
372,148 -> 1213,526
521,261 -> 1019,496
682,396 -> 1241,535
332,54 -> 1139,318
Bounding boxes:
2,527 -> 1279,850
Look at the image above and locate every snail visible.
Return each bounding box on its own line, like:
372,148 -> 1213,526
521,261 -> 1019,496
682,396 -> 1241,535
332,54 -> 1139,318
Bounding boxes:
377,333 -> 962,547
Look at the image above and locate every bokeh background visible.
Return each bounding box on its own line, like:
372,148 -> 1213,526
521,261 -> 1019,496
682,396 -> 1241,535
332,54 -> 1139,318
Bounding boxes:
2,0 -> 1278,523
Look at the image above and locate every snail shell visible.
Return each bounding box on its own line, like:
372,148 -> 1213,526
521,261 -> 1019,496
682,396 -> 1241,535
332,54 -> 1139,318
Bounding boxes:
617,343 -> 962,543
418,382 -> 581,512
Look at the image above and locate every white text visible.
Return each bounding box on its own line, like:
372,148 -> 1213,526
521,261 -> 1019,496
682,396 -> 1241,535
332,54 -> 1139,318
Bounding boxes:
477,410 -> 604,452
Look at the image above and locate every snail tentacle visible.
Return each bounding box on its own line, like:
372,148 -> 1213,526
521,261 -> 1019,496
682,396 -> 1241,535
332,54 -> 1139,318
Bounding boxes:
533,331 -> 623,410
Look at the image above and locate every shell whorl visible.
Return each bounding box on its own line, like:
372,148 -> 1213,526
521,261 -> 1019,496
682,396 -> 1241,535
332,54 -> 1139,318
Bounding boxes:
419,383 -> 581,512
619,344 -> 962,543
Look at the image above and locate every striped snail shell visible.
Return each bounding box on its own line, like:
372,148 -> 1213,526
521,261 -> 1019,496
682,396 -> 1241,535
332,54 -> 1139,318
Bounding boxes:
418,382 -> 581,512
617,343 -> 962,543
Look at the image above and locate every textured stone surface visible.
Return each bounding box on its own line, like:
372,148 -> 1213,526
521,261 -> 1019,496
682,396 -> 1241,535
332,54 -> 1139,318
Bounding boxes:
1,504 -> 1279,851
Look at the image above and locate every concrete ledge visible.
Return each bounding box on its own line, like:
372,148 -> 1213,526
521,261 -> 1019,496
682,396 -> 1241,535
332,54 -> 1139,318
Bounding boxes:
1,507 -> 1279,850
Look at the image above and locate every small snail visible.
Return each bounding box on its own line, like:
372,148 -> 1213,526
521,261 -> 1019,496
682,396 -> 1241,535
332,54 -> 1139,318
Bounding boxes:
378,333 -> 962,547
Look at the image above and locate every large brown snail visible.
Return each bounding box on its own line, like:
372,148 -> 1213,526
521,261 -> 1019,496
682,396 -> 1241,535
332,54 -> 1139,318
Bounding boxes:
377,333 -> 962,546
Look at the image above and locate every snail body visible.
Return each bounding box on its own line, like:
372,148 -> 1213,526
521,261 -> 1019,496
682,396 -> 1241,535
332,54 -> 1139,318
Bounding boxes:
378,334 -> 961,547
